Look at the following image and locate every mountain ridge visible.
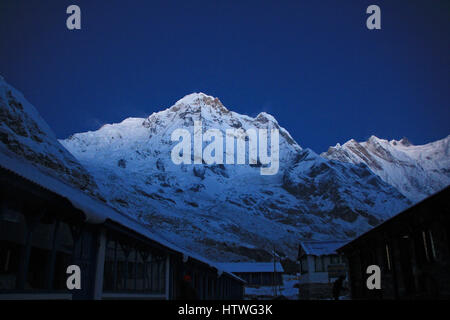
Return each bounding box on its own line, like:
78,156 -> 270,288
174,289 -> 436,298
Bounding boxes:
0,76 -> 100,197
321,134 -> 450,201
60,91 -> 411,261
2,76 -> 442,262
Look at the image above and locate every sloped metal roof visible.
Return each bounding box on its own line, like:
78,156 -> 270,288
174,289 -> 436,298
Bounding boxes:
299,240 -> 349,256
216,262 -> 284,273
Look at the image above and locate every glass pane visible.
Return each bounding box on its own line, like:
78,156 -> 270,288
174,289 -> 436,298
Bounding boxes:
103,238 -> 117,291
0,207 -> 26,290
27,219 -> 54,290
116,243 -> 127,291
136,252 -> 144,291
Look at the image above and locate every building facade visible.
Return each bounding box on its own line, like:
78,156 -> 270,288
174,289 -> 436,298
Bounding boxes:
217,262 -> 284,287
297,240 -> 348,299
0,156 -> 244,300
217,262 -> 284,299
338,186 -> 450,300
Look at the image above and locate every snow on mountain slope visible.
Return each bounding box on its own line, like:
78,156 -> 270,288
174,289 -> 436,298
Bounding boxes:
61,93 -> 410,261
0,76 -> 100,196
321,135 -> 450,201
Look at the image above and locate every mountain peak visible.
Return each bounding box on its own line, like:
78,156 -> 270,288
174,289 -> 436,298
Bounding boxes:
174,92 -> 226,109
255,112 -> 278,124
399,137 -> 412,146
169,92 -> 230,116
344,138 -> 358,146
175,92 -> 213,105
368,135 -> 384,143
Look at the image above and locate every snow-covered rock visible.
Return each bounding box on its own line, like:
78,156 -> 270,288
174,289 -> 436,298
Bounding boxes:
321,135 -> 450,201
0,77 -> 417,262
61,92 -> 410,261
0,76 -> 100,196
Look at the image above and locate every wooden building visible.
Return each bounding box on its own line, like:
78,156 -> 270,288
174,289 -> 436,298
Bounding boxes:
216,262 -> 284,287
297,240 -> 348,299
217,262 -> 284,299
0,153 -> 244,300
338,186 -> 450,300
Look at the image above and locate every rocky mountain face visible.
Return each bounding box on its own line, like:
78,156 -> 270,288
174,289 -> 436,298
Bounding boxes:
0,75 -> 426,262
0,76 -> 100,196
321,135 -> 450,201
60,92 -> 410,261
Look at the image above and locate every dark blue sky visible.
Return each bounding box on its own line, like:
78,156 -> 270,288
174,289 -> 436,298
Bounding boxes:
0,0 -> 449,152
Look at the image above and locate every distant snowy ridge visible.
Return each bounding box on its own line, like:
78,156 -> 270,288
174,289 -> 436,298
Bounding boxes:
321,135 -> 450,201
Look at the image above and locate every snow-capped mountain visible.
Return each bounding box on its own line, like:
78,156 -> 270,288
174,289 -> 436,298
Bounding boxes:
321,135 -> 450,201
61,92 -> 410,261
0,76 -> 99,196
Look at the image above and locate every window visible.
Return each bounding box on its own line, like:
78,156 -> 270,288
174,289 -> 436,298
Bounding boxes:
322,256 -> 331,270
0,206 -> 75,292
103,239 -> 117,291
330,255 -> 340,264
136,252 -> 144,290
0,207 -> 26,291
262,272 -> 272,285
115,242 -> 128,290
0,241 -> 21,290
27,220 -> 55,290
103,234 -> 166,293
314,256 -> 325,272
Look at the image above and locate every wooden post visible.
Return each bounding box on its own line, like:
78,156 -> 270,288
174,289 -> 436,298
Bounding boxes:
93,228 -> 106,300
16,222 -> 33,290
17,211 -> 44,290
165,255 -> 170,300
112,239 -> 118,290
45,220 -> 60,289
134,249 -> 138,291
390,237 -> 400,299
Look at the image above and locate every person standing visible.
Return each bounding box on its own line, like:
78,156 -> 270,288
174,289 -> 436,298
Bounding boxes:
332,275 -> 346,300
179,274 -> 198,300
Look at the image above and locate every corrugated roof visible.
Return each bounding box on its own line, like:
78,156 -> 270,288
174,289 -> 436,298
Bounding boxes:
299,240 -> 349,256
216,262 -> 284,273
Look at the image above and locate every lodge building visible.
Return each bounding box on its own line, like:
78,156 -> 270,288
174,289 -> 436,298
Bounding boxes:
338,186 -> 450,299
216,262 -> 284,299
297,240 -> 348,299
0,153 -> 244,300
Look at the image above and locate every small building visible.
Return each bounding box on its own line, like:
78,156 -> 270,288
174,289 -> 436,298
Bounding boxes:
216,262 -> 284,287
217,262 -> 284,299
0,151 -> 244,300
297,240 -> 348,299
338,186 -> 450,300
